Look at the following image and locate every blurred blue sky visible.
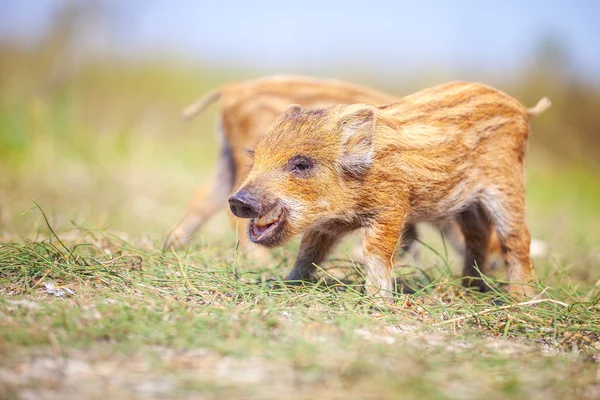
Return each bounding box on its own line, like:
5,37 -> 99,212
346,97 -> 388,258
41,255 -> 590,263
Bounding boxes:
1,0 -> 599,80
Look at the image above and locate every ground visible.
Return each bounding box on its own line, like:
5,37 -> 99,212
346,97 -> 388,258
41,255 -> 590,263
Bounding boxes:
1,59 -> 599,399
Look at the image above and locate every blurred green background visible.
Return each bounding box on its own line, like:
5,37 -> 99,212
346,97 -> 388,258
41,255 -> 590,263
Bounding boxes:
0,1 -> 598,282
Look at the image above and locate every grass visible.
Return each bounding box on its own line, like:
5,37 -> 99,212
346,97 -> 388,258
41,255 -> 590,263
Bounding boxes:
1,50 -> 599,398
1,206 -> 599,398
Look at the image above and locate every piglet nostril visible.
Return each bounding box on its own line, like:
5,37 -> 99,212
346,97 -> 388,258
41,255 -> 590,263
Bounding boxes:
228,191 -> 260,219
239,205 -> 252,216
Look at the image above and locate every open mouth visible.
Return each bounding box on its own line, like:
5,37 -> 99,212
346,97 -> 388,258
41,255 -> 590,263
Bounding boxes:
249,204 -> 285,245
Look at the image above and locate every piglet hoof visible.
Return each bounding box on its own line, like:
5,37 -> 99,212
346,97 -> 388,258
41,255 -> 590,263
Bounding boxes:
506,283 -> 537,300
461,276 -> 491,293
364,286 -> 396,310
162,232 -> 189,252
367,296 -> 397,312
282,271 -> 313,287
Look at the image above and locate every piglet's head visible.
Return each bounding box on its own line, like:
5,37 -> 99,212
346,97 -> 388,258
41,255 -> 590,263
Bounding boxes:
228,103 -> 376,247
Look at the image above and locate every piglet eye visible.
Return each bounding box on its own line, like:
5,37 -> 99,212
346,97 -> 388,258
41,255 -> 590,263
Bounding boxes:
293,162 -> 311,171
288,155 -> 315,176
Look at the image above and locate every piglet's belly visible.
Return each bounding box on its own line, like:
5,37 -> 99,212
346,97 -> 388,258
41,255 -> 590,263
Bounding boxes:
406,186 -> 479,223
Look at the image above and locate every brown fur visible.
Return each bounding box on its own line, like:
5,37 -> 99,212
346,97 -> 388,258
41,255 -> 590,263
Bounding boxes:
230,81 -> 551,297
165,75 -> 509,260
165,76 -> 529,274
165,76 -> 395,255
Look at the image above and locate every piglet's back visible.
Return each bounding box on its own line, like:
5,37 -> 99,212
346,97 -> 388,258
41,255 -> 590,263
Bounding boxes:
374,81 -> 533,152
380,81 -> 528,118
222,75 -> 398,112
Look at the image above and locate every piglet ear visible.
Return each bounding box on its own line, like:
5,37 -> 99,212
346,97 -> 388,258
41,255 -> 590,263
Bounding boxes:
283,104 -> 302,119
339,106 -> 376,177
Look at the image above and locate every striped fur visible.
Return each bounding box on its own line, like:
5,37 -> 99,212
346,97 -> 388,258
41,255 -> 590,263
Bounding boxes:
233,81 -> 551,298
164,75 -> 396,254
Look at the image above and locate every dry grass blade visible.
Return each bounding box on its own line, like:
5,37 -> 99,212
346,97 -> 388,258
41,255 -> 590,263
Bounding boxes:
432,298 -> 570,326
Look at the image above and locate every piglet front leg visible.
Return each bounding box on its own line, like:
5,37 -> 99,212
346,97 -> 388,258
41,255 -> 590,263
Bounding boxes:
285,229 -> 342,282
362,210 -> 407,299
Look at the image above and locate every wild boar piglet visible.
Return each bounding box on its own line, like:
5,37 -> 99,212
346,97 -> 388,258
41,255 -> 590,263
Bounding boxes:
164,75 -> 399,255
229,81 -> 551,298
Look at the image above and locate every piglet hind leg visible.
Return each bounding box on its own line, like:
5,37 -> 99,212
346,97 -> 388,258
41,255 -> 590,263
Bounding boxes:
457,203 -> 493,292
481,188 -> 536,298
163,179 -> 223,251
500,224 -> 536,298
163,144 -> 235,251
